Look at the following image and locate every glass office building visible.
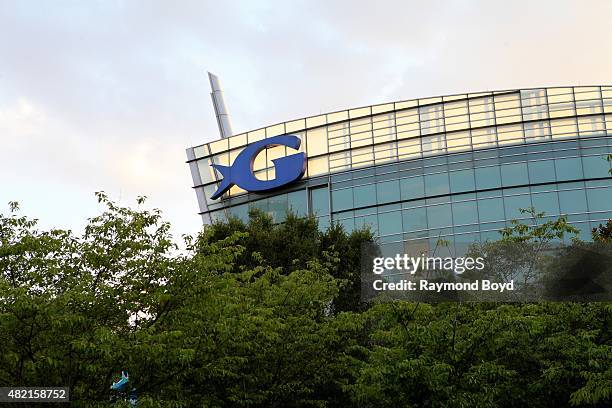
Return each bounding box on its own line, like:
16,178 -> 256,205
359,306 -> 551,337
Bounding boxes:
186,86 -> 612,253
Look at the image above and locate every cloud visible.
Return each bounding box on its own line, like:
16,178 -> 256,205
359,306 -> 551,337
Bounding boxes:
1,0 -> 611,238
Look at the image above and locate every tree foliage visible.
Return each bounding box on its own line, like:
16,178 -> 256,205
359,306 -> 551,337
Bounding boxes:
0,196 -> 610,407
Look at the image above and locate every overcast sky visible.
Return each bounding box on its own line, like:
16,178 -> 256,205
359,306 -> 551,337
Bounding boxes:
1,0 -> 611,238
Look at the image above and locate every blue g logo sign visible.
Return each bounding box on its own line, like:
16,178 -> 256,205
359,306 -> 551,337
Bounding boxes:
210,134 -> 307,200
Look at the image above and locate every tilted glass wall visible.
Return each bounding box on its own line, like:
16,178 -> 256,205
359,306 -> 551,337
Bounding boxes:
186,86 -> 612,248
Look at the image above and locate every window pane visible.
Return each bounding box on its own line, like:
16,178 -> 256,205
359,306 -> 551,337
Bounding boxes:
400,176 -> 425,201
306,127 -> 327,156
504,194 -> 532,220
558,189 -> 588,214
528,160 -> 556,184
379,210 -> 403,236
452,200 -> 478,225
310,187 -> 329,216
288,190 -> 308,217
555,157 -> 583,182
501,162 -> 529,187
353,184 -> 377,208
427,204 -> 452,228
229,204 -> 249,222
268,194 -> 288,222
337,216 -> 355,233
402,206 -> 427,231
586,187 -> 612,212
355,214 -> 378,233
582,155 -> 610,179
531,191 -> 559,216
475,166 -> 501,190
331,188 -> 353,212
424,173 -> 450,196
478,197 -> 505,222
450,169 -> 476,193
377,179 -> 401,204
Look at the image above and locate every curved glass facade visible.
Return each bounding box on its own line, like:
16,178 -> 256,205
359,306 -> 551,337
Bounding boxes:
186,86 -> 612,252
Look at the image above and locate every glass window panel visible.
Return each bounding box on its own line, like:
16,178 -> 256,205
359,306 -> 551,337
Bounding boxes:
247,128 -> 266,143
329,152 -> 351,171
422,134 -> 446,155
400,176 -> 425,201
494,94 -> 521,120
587,187 -> 612,212
446,130 -> 471,152
268,193 -> 288,222
351,146 -> 374,167
351,131 -> 373,149
378,210 -> 403,236
604,98 -> 612,114
306,115 -> 326,128
548,101 -> 576,118
310,187 -> 329,216
402,206 -> 427,231
419,104 -> 445,135
193,145 -> 207,159
524,121 -> 551,141
209,138 -> 229,154
349,106 -> 371,119
555,157 -> 583,181
317,216 -> 330,231
355,214 -> 378,233
286,119 -> 305,133
504,194 -> 532,220
444,100 -> 469,131
229,204 -> 249,222
397,138 -> 421,159
452,200 -> 478,225
550,118 -> 578,139
327,111 -> 348,123
307,156 -> 329,176
373,126 -> 396,144
229,133 -> 247,149
337,216 -> 355,233
424,173 -> 450,196
372,103 -> 394,114
287,190 -> 308,217
501,162 -> 529,187
582,155 -> 611,179
306,127 -> 327,156
578,115 -> 605,137
197,159 -> 216,184
374,142 -> 397,164
478,197 -> 505,222
528,160 -> 556,184
427,203 -> 452,229
332,188 -> 353,212
497,124 -> 524,145
471,128 -> 497,148
531,191 -> 559,216
547,88 -> 574,103
266,123 -> 285,138
377,179 -> 401,204
353,183 -> 377,208
559,189 -> 588,214
450,168 -> 476,193
475,166 -> 501,190
328,122 -> 350,152
350,116 -> 372,132
250,198 -> 269,213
